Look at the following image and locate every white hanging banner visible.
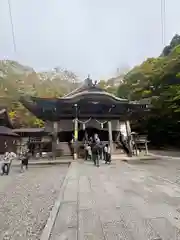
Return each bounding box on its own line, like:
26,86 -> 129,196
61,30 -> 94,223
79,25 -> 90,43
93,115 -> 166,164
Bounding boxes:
94,119 -> 107,129
83,123 -> 85,130
77,118 -> 92,124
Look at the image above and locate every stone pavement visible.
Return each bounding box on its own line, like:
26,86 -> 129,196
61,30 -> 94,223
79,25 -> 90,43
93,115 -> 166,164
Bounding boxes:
12,158 -> 72,166
150,150 -> 180,160
45,159 -> 180,240
0,165 -> 68,240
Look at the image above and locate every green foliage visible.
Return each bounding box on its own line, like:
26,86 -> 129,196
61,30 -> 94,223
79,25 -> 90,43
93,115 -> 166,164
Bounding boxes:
3,34 -> 180,147
0,60 -> 80,127
117,34 -> 180,146
161,34 -> 180,56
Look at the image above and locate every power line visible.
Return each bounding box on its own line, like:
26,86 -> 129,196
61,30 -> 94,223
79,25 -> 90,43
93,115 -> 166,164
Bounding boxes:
164,0 -> 166,44
8,0 -> 17,53
160,0 -> 166,46
160,0 -> 164,45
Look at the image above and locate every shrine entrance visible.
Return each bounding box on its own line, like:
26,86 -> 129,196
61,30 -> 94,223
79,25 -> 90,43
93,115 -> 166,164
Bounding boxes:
78,127 -> 109,142
85,127 -> 99,137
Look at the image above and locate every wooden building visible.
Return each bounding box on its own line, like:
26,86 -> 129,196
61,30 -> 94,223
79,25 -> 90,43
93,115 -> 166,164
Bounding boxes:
0,108 -> 19,154
13,128 -> 51,156
20,77 -> 151,159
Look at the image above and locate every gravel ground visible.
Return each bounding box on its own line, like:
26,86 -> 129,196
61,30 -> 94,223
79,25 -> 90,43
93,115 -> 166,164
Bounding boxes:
0,164 -> 68,240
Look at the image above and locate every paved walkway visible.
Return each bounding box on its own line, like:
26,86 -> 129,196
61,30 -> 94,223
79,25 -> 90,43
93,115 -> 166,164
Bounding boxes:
45,160 -> 180,240
12,158 -> 71,166
150,150 -> 180,159
0,165 -> 68,240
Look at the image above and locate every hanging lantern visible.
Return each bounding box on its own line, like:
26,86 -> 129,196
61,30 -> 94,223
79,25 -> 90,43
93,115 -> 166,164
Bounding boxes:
83,123 -> 85,130
101,123 -> 103,129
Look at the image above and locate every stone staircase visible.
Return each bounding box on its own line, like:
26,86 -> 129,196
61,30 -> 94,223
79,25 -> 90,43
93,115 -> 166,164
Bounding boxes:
57,142 -> 72,156
113,142 -> 126,155
57,141 -> 125,157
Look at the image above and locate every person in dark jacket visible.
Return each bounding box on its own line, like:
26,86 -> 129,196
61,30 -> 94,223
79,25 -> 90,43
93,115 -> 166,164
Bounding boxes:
20,150 -> 29,171
91,141 -> 100,167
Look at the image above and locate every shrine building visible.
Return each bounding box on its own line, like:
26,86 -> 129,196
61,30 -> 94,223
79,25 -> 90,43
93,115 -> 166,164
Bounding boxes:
20,77 -> 150,159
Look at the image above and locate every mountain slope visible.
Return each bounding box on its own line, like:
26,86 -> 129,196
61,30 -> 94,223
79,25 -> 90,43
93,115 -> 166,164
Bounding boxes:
0,60 -> 81,127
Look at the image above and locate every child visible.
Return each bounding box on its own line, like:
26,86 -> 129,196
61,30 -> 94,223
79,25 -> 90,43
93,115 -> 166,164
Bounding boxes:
86,144 -> 92,160
104,144 -> 111,164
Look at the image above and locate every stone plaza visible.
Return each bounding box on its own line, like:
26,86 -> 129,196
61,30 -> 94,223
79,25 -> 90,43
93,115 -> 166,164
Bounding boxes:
0,164 -> 68,240
44,155 -> 180,240
1,154 -> 180,239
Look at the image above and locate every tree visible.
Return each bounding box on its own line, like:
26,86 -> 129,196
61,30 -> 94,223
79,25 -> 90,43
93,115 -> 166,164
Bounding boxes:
0,60 -> 80,127
117,34 -> 180,146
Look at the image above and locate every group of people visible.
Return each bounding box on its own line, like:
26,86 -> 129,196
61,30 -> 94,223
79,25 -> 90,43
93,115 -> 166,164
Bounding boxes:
1,148 -> 30,175
84,133 -> 111,167
1,133 -> 111,174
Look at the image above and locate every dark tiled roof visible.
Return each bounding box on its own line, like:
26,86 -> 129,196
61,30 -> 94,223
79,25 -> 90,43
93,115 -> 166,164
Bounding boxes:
13,128 -> 45,133
0,126 -> 19,137
63,84 -> 106,98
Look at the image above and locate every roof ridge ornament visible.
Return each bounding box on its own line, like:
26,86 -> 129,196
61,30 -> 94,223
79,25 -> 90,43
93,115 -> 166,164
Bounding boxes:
93,80 -> 97,86
84,75 -> 98,87
84,75 -> 93,87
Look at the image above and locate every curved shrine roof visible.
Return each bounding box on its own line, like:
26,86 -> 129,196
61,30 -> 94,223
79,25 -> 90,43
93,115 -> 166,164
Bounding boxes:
20,95 -> 150,121
62,82 -> 128,103
20,77 -> 151,121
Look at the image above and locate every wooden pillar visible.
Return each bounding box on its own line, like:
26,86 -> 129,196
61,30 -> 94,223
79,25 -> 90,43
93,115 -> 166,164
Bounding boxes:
52,122 -> 58,159
116,120 -> 121,141
73,118 -> 78,160
125,120 -> 133,157
108,121 -> 113,153
73,104 -> 78,160
145,140 -> 148,155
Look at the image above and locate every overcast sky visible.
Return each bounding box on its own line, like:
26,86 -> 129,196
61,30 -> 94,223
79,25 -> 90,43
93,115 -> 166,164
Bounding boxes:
0,0 -> 180,80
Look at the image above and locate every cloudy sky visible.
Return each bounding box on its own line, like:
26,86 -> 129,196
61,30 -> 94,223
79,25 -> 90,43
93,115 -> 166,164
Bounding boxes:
0,0 -> 179,80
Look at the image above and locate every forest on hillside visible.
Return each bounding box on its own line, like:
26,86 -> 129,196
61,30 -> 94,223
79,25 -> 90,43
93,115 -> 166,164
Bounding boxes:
0,60 -> 120,128
1,34 -> 180,147
0,62 -> 81,127
116,34 -> 180,147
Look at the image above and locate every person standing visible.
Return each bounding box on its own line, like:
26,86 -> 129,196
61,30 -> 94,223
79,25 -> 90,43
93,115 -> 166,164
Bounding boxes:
2,152 -> 11,175
84,143 -> 88,160
1,150 -> 16,175
94,133 -> 100,144
94,133 -> 102,162
86,144 -> 92,161
104,144 -> 108,163
90,141 -> 98,166
104,144 -> 111,164
20,149 -> 29,171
